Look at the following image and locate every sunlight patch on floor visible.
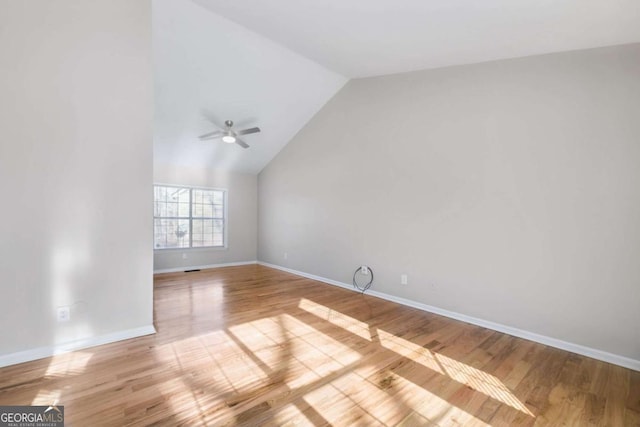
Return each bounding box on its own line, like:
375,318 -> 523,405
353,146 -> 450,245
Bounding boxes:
266,401 -> 314,426
154,330 -> 269,397
152,330 -> 283,425
280,313 -> 362,371
377,329 -> 445,374
150,300 -> 532,425
378,328 -> 533,416
298,298 -> 372,341
227,314 -> 362,391
391,374 -> 492,426
31,389 -> 62,406
302,382 -> 380,425
330,370 -> 414,426
154,376 -> 221,426
434,352 -> 534,416
44,351 -> 93,377
229,319 -> 283,350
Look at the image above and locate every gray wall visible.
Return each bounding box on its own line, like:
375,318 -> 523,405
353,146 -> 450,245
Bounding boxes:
258,44 -> 640,360
0,1 -> 153,355
153,164 -> 257,271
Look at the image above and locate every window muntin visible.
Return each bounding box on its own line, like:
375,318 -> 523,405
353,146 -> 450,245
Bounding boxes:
153,185 -> 225,249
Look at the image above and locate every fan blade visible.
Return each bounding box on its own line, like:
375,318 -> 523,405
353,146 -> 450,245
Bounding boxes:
235,138 -> 250,149
237,127 -> 260,136
198,131 -> 223,139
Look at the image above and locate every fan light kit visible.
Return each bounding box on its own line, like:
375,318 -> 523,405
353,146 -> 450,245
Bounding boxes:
199,119 -> 260,149
222,135 -> 236,144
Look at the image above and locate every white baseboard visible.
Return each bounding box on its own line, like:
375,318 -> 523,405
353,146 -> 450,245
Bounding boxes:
0,325 -> 156,368
258,261 -> 640,372
154,260 -> 257,274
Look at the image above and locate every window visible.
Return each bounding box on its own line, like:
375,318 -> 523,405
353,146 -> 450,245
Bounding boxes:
153,185 -> 225,249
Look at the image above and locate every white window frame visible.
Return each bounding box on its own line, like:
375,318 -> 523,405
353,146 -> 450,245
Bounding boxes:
153,184 -> 228,251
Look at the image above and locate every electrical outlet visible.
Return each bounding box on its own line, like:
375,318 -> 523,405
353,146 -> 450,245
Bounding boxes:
284,252 -> 288,260
57,306 -> 71,322
401,274 -> 408,285
182,253 -> 187,259
361,266 -> 369,275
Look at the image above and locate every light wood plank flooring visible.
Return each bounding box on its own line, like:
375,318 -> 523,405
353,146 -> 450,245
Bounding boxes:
0,265 -> 638,426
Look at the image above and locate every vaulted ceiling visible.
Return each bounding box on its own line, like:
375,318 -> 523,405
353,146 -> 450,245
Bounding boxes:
194,0 -> 640,78
153,0 -> 346,174
154,0 -> 640,173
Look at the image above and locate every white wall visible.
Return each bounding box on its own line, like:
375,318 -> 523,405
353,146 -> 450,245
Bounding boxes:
0,1 -> 153,359
258,44 -> 640,362
153,164 -> 257,271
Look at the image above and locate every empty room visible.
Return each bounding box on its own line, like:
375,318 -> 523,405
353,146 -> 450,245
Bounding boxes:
1,0 -> 639,425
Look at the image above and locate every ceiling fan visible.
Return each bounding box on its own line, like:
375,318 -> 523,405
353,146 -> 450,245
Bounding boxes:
198,120 -> 260,149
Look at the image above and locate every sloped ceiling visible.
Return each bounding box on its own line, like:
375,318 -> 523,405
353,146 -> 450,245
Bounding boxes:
193,0 -> 640,78
155,0 -> 639,174
153,0 -> 347,174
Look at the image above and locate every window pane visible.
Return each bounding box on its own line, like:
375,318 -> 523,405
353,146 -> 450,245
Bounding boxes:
202,203 -> 213,217
154,186 -> 167,203
213,219 -> 224,246
192,219 -> 224,247
192,189 -> 222,219
213,191 -> 223,205
192,219 -> 208,247
154,185 -> 190,219
154,186 -> 167,217
192,189 -> 203,205
165,201 -> 179,217
177,188 -> 190,203
154,219 -> 190,249
178,202 -> 190,217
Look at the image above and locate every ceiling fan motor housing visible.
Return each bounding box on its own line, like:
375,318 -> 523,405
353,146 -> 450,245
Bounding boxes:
198,118 -> 259,149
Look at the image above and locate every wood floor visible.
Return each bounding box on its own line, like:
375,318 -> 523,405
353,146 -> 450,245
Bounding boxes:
0,265 -> 638,426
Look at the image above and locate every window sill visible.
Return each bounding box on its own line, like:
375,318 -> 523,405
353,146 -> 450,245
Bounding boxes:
154,246 -> 228,253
